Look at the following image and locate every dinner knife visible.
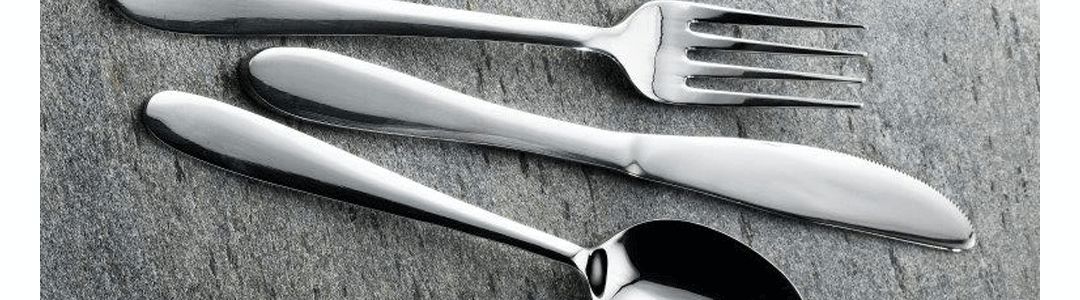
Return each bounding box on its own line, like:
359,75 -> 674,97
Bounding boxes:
238,47 -> 975,251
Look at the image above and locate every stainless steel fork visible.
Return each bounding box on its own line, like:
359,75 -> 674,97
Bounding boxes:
112,0 -> 867,107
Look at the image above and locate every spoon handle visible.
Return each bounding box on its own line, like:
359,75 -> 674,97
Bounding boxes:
143,91 -> 584,263
112,0 -> 599,47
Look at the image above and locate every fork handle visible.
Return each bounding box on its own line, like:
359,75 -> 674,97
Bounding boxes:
240,47 -> 637,171
114,0 -> 602,48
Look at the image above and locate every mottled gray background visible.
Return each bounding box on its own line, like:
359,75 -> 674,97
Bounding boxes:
41,0 -> 1039,299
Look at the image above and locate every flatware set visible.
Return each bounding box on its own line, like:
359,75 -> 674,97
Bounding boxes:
104,0 -> 975,298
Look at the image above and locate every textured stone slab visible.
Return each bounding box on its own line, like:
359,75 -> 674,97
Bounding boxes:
41,0 -> 1038,299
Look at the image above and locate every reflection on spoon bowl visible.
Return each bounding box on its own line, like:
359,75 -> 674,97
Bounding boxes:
581,220 -> 799,300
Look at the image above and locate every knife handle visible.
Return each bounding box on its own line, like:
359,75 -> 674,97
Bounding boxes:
111,0 -> 600,48
240,47 -> 638,172
143,91 -> 584,263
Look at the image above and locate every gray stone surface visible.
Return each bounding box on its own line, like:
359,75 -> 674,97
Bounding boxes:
41,0 -> 1039,299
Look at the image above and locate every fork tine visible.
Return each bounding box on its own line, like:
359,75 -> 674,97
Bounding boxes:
677,87 -> 863,107
687,5 -> 866,28
687,32 -> 868,56
683,60 -> 865,83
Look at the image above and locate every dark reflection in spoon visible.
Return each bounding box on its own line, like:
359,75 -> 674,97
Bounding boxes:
611,221 -> 799,299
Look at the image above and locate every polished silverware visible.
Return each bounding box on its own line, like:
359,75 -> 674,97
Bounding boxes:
143,90 -> 803,300
111,0 -> 865,107
238,47 -> 976,251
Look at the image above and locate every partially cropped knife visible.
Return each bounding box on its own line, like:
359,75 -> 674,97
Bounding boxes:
236,47 -> 975,251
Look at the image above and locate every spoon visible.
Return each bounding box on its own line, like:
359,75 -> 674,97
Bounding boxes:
143,91 -> 802,300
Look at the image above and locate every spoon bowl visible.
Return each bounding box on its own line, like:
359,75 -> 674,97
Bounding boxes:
143,91 -> 801,299
581,220 -> 800,299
